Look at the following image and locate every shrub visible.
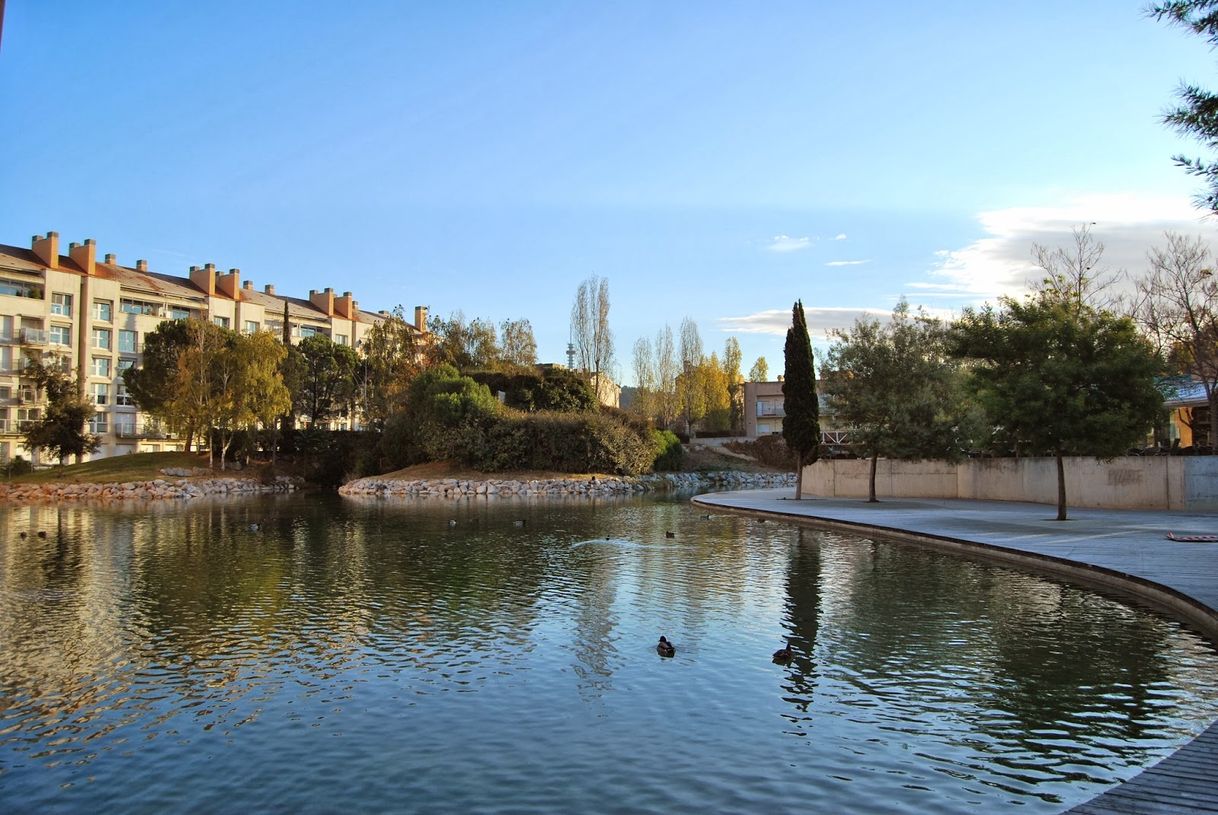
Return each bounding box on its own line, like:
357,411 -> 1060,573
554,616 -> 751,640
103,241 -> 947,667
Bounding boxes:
651,430 -> 684,471
725,435 -> 796,469
469,368 -> 597,413
2,456 -> 33,478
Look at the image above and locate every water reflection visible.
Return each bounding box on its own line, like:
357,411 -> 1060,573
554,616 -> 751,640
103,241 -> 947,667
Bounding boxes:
1,495 -> 1216,815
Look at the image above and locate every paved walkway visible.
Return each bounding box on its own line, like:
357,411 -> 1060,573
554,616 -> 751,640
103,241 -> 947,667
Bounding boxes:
692,490 -> 1218,815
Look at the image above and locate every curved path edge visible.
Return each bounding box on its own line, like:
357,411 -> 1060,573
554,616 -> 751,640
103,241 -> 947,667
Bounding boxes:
692,489 -> 1218,815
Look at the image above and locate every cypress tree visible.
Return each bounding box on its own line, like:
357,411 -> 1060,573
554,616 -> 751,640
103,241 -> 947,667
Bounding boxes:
782,300 -> 820,498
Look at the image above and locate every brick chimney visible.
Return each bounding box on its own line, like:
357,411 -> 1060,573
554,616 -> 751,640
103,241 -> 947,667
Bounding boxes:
335,290 -> 357,319
414,305 -> 429,332
190,264 -> 216,296
217,268 -> 241,300
264,284 -> 275,295
32,232 -> 60,269
136,259 -> 149,272
309,287 -> 335,316
242,280 -> 254,291
69,238 -> 97,276
104,253 -> 117,265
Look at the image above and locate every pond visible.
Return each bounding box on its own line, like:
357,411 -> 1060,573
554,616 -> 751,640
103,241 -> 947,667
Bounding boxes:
2,493 -> 1217,814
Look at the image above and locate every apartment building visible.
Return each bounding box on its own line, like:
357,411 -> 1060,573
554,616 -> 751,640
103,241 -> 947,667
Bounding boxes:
0,231 -> 423,463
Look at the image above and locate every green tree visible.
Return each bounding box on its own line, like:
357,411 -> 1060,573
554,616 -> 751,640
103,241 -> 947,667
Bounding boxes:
824,301 -> 968,503
21,357 -> 99,465
748,356 -> 769,382
294,334 -> 360,428
950,295 -> 1164,521
165,319 -> 230,462
211,331 -> 291,468
430,311 -> 501,370
782,300 -> 820,499
723,337 -> 744,433
123,318 -> 195,448
1152,1 -> 1218,211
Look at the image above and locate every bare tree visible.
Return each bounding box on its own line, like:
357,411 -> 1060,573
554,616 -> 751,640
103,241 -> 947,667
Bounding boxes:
1134,232 -> 1218,446
631,336 -> 656,420
678,317 -> 705,436
500,318 -> 538,367
1031,223 -> 1122,314
570,275 -> 615,382
655,325 -> 679,429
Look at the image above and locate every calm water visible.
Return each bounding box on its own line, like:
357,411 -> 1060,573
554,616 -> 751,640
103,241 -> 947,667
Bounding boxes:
2,493 -> 1217,814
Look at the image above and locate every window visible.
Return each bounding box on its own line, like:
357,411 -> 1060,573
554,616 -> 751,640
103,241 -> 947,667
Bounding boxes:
92,357 -> 112,378
120,298 -> 158,316
116,358 -> 135,373
51,293 -> 73,316
89,414 -> 109,434
17,407 -> 41,429
116,383 -> 134,406
49,325 -> 71,346
335,334 -> 349,346
300,325 -> 321,338
244,320 -> 259,334
93,300 -> 113,321
0,279 -> 43,299
213,316 -> 230,329
169,306 -> 191,320
92,382 -> 109,406
0,386 -> 9,400
118,330 -> 138,354
92,328 -> 111,350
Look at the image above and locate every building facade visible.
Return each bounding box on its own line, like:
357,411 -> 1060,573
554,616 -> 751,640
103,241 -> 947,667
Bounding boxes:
742,379 -> 845,443
0,231 -> 423,463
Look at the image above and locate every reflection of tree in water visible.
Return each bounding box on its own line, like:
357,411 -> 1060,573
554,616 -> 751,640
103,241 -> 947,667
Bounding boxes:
778,527 -> 822,720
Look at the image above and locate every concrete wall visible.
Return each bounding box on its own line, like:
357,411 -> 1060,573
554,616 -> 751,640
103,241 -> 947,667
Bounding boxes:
801,456 -> 1218,511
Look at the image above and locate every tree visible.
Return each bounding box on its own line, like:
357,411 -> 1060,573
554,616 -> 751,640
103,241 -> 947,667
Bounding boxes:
1031,224 -> 1121,312
723,337 -> 744,433
631,336 -> 657,421
207,331 -> 291,469
164,319 -> 230,463
123,318 -> 195,448
359,306 -> 431,429
950,295 -> 1164,521
570,275 -> 615,382
500,318 -> 538,368
748,356 -> 770,382
699,352 -> 732,432
429,311 -> 501,370
294,334 -> 360,428
1152,1 -> 1218,211
678,317 -> 705,436
654,325 -> 679,429
21,357 -> 99,465
824,301 -> 968,502
1133,232 -> 1218,447
782,300 -> 820,499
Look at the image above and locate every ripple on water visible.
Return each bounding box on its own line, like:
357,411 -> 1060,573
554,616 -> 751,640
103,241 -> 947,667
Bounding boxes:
1,494 -> 1217,814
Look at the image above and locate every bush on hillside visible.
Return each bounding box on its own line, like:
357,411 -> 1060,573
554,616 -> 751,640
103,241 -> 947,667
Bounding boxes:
469,368 -> 597,413
651,430 -> 684,471
725,435 -> 796,469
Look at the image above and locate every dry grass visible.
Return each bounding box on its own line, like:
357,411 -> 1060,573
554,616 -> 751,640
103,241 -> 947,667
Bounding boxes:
10,452 -> 225,485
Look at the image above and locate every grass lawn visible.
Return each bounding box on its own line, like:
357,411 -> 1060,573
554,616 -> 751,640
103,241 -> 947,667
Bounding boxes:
8,452 -> 220,485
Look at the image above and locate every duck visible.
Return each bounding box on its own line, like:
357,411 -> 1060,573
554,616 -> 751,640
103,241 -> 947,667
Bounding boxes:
513,519 -> 526,528
248,522 -> 261,532
18,531 -> 27,539
37,531 -> 47,539
447,519 -> 458,527
664,531 -> 675,539
772,639 -> 794,664
656,636 -> 676,658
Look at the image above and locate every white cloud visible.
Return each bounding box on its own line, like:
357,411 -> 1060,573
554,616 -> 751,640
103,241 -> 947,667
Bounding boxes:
834,233 -> 847,240
918,192 -> 1211,305
719,306 -> 891,339
767,234 -> 813,253
825,259 -> 868,267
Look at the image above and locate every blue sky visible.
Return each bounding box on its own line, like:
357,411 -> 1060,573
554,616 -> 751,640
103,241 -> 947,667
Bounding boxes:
2,1 -> 1215,382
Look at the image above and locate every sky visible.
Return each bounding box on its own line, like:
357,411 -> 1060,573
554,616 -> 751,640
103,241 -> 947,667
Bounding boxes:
2,1 -> 1217,384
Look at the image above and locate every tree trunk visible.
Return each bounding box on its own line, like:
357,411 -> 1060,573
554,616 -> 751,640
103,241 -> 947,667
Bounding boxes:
794,450 -> 803,499
1055,448 -> 1068,521
868,451 -> 879,503
1209,389 -> 1218,450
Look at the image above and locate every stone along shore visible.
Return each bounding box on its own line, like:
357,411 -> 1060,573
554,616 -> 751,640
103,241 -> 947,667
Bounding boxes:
338,470 -> 796,499
0,472 -> 302,502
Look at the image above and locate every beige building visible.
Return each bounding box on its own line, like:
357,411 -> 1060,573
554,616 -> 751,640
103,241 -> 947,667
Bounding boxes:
743,379 -> 846,443
0,231 -> 423,463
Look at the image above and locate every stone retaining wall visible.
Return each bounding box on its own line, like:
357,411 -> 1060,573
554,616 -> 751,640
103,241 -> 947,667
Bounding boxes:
0,475 -> 301,503
338,470 -> 795,499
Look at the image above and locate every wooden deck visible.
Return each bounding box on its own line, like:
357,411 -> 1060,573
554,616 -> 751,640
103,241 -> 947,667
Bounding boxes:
692,490 -> 1218,815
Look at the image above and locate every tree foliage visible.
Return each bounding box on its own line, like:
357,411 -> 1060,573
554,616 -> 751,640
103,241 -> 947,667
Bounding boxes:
294,334 -> 360,428
824,301 -> 970,502
1151,1 -> 1218,210
21,357 -> 99,465
782,300 -> 820,498
358,306 -> 431,429
748,356 -> 770,382
499,318 -> 538,368
123,318 -> 195,446
950,295 -> 1163,520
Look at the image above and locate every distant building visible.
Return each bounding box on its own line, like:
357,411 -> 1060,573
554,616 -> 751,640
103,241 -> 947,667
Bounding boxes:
1163,378 -> 1211,448
743,379 -> 845,444
0,231 -> 426,463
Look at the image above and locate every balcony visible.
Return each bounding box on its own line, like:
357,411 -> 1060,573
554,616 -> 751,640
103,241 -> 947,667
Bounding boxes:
114,422 -> 174,440
18,328 -> 46,345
